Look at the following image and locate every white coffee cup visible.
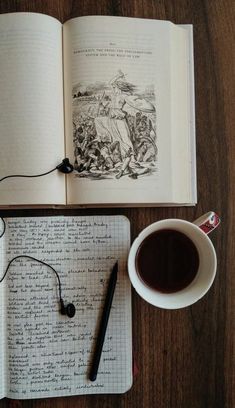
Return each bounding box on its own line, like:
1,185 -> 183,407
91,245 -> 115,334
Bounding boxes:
128,212 -> 220,309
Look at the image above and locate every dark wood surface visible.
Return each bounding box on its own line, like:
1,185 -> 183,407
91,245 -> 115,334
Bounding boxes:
0,1 -> 234,407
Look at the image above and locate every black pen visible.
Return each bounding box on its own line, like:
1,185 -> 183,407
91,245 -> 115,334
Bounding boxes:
89,261 -> 118,381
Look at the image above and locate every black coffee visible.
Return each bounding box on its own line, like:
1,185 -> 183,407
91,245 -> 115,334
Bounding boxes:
136,229 -> 199,293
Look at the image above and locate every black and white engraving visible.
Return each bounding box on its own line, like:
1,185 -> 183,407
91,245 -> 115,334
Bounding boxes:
72,70 -> 157,180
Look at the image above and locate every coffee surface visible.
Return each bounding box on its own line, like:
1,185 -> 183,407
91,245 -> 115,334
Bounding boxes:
136,229 -> 199,293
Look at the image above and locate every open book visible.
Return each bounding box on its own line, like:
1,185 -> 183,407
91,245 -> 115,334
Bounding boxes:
0,13 -> 196,207
0,215 -> 132,399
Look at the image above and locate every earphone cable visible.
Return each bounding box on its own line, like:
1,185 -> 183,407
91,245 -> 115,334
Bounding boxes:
0,218 -> 6,238
0,167 -> 58,183
0,255 -> 62,301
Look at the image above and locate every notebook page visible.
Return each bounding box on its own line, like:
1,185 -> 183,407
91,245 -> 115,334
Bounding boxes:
0,220 -> 6,398
4,216 -> 132,398
0,13 -> 65,206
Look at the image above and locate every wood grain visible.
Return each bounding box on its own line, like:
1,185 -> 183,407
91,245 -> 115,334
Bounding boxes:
0,1 -> 234,407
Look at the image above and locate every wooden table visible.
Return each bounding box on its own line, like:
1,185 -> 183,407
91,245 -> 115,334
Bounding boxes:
0,1 -> 234,407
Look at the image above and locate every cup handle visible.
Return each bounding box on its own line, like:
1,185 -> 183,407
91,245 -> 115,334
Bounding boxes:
193,211 -> 220,235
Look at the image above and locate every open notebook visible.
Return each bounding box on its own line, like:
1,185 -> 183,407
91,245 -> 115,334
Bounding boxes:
0,216 -> 132,399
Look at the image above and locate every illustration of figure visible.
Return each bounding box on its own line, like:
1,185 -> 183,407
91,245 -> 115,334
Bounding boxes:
108,71 -> 137,178
72,69 -> 157,180
94,71 -> 138,178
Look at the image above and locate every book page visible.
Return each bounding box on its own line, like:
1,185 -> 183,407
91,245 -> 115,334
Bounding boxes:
63,16 -> 174,205
0,220 -> 6,398
2,216 -> 132,399
63,16 -> 194,205
170,24 -> 196,204
0,13 -> 65,206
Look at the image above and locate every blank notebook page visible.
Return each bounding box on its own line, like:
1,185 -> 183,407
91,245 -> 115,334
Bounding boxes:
1,215 -> 132,399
